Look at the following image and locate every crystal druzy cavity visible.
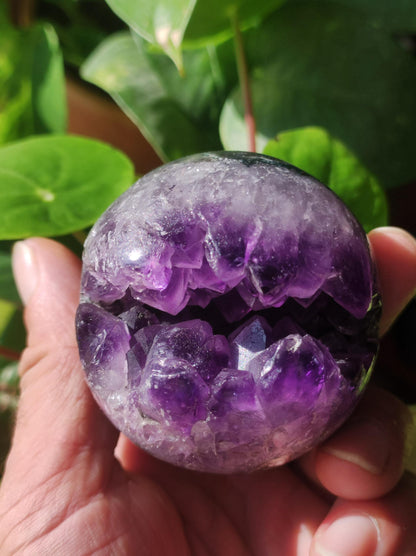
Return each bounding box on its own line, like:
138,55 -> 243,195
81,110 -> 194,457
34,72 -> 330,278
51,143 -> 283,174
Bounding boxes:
76,152 -> 381,473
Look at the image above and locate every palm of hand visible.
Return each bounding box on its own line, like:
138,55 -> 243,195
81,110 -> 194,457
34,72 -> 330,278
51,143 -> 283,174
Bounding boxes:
7,422 -> 328,555
1,230 -> 416,555
0,340 -> 329,556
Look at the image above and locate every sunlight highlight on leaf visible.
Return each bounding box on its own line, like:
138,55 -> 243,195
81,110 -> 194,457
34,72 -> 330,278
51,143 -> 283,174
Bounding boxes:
104,0 -> 197,70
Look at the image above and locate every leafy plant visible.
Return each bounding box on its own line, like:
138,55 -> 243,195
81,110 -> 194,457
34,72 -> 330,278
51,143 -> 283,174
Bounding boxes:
0,4 -> 66,143
81,0 -> 416,189
0,0 -> 415,470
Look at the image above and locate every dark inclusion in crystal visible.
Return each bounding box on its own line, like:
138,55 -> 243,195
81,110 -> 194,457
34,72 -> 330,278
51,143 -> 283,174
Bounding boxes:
76,152 -> 381,473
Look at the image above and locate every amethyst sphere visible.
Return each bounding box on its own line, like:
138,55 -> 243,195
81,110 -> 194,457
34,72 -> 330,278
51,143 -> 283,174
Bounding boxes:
76,152 -> 380,473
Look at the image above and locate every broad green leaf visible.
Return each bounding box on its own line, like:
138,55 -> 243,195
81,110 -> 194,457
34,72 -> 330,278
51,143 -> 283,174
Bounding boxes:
0,13 -> 67,144
0,135 -> 135,239
30,24 -> 67,134
81,32 -> 236,162
220,2 -> 416,188
184,0 -> 287,46
0,14 -> 32,143
104,0 -> 197,70
263,127 -> 388,232
103,0 -> 288,64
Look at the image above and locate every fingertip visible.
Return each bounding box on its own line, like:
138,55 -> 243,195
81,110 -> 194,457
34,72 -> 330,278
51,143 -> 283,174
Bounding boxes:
6,238 -> 119,487
311,512 -> 380,556
314,389 -> 410,500
368,226 -> 416,335
12,240 -> 38,306
310,474 -> 416,556
369,226 -> 416,258
13,238 -> 82,353
314,446 -> 402,502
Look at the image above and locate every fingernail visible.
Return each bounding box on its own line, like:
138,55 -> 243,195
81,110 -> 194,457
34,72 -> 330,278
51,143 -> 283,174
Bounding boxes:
322,418 -> 390,475
315,514 -> 380,556
12,241 -> 38,305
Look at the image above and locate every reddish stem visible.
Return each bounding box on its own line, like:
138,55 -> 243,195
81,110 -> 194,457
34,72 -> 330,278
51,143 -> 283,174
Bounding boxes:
231,13 -> 257,152
8,0 -> 35,27
0,345 -> 21,362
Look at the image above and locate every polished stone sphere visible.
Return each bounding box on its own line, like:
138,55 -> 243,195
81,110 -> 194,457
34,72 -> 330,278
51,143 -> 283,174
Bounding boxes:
76,152 -> 380,473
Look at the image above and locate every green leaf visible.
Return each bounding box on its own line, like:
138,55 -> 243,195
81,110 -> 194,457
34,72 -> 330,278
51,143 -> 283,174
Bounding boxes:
263,127 -> 388,232
81,32 -> 236,161
220,2 -> 416,188
104,0 -> 197,70
184,0 -> 287,46
0,14 -> 67,144
103,0 -> 288,64
0,135 -> 135,239
30,24 -> 67,134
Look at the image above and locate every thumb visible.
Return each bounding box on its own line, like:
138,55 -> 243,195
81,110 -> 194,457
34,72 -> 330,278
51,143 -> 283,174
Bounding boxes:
3,238 -> 118,490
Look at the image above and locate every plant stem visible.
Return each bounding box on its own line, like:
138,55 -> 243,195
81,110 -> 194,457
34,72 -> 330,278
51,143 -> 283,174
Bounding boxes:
0,346 -> 21,362
231,13 -> 257,152
8,0 -> 36,28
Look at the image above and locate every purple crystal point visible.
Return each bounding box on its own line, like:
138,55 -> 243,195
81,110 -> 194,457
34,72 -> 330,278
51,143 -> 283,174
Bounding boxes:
229,316 -> 271,370
77,303 -> 130,390
76,151 -> 381,473
253,334 -> 342,425
139,359 -> 210,431
210,369 -> 259,416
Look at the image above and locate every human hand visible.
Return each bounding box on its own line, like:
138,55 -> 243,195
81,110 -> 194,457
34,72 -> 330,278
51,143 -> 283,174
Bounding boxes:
0,227 -> 415,555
